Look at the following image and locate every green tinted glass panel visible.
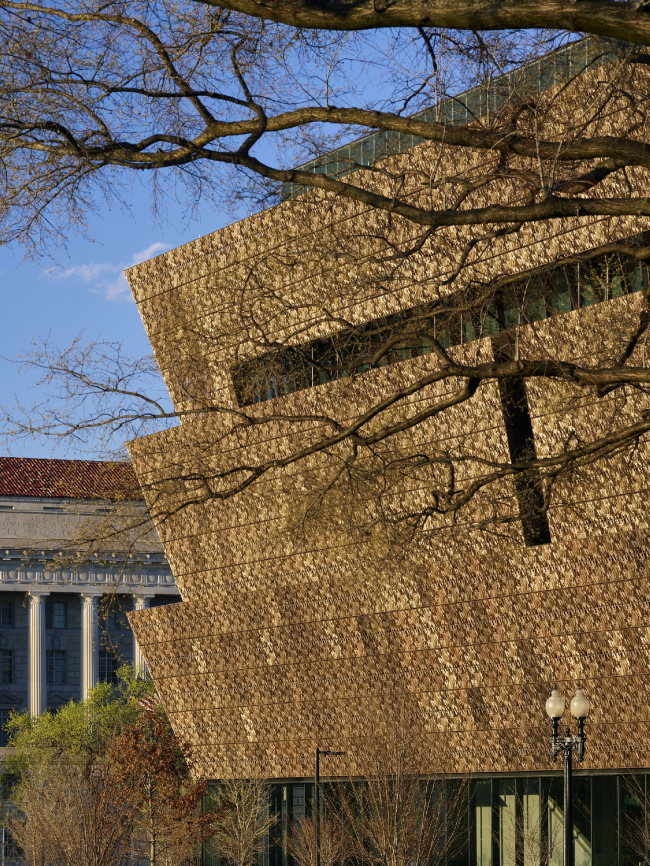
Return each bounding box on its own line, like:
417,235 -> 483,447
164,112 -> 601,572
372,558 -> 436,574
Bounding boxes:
620,776 -> 646,866
544,777 -> 564,866
447,779 -> 469,866
202,839 -> 220,866
581,284 -> 597,307
528,298 -> 546,322
517,778 -> 542,866
504,308 -> 520,330
471,780 -> 492,866
552,291 -> 572,314
592,775 -> 617,866
481,315 -> 498,336
573,776 -> 591,866
495,778 -> 516,866
630,267 -> 644,293
0,601 -> 13,628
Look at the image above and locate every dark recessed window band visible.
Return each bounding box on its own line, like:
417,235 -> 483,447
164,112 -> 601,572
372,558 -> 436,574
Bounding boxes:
232,241 -> 649,408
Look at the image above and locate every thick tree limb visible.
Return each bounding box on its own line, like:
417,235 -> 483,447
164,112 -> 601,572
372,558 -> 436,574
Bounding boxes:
7,108 -> 650,171
195,0 -> 650,44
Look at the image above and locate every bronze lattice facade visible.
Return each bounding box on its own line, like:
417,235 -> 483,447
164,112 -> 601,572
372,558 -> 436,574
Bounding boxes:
125,43 -> 650,813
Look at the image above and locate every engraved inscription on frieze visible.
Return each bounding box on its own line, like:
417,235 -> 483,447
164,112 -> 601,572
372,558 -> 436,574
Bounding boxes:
0,512 -> 85,543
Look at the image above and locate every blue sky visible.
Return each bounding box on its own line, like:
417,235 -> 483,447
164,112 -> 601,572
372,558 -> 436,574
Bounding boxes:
0,182 -> 232,460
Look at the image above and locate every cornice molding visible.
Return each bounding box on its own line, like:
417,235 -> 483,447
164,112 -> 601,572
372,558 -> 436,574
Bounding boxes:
0,566 -> 177,593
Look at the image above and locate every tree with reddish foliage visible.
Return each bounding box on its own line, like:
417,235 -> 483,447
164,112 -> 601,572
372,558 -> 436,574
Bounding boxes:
4,669 -> 221,866
111,709 -> 219,866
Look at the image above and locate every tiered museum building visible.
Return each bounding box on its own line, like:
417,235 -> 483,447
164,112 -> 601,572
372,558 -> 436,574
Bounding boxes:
126,41 -> 650,866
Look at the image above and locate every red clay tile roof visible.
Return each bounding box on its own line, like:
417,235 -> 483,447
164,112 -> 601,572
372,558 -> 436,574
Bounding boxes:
0,457 -> 141,500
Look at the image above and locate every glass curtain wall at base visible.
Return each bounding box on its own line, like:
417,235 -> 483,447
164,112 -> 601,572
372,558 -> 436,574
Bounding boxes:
202,775 -> 649,866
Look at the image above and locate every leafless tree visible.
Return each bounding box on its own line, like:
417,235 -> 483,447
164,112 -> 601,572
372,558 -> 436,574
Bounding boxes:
0,5 -> 648,250
619,775 -> 650,865
8,751 -> 137,866
207,776 -> 278,866
287,814 -> 348,866
332,704 -> 468,866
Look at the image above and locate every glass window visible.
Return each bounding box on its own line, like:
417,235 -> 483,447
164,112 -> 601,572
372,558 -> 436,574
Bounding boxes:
481,314 -> 499,337
551,291 -> 572,314
0,709 -> 9,747
471,780 -> 492,866
0,601 -> 13,628
46,600 -> 67,630
630,266 -> 645,294
504,308 -> 520,330
544,776 -> 564,866
612,274 -> 625,298
492,778 -> 543,866
2,827 -> 18,863
99,651 -> 119,683
102,603 -> 120,630
291,784 -> 305,821
495,778 -> 516,866
592,775 -> 617,866
202,838 -> 220,866
581,282 -> 597,307
573,775 -> 591,866
620,775 -> 646,866
46,650 -> 66,684
225,774 -> 650,866
527,297 -> 547,322
519,777 -> 542,866
447,778 -> 470,866
0,650 -> 12,685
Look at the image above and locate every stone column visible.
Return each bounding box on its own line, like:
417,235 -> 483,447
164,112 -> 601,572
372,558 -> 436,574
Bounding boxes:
81,594 -> 100,700
133,595 -> 153,677
28,592 -> 48,717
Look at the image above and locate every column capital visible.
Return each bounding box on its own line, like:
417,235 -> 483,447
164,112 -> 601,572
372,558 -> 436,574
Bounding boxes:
133,593 -> 155,608
81,592 -> 101,602
28,591 -> 49,601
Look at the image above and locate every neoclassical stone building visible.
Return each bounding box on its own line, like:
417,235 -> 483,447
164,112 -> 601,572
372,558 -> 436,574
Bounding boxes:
125,40 -> 650,865
0,457 -> 178,735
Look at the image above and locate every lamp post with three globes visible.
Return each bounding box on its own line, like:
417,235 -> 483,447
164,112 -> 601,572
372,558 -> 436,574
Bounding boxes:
545,685 -> 591,866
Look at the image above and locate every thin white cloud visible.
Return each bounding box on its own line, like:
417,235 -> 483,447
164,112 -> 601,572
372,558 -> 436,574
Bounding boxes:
46,241 -> 169,303
128,242 -> 169,267
56,262 -> 116,282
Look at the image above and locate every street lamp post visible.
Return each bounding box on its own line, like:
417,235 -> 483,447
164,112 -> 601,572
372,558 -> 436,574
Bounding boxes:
545,685 -> 591,866
314,748 -> 345,866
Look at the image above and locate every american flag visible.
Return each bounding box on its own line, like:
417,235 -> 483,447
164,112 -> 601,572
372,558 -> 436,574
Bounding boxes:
138,692 -> 162,712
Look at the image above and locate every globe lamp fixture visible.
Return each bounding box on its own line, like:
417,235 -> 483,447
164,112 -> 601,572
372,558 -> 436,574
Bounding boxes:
545,684 -> 591,866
